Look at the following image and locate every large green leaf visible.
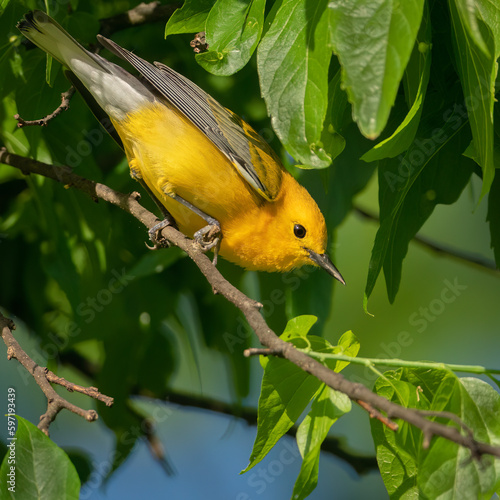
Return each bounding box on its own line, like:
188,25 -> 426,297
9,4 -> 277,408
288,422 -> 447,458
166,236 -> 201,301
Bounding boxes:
325,121 -> 378,229
329,0 -> 425,139
371,369 -> 433,498
292,386 -> 351,500
242,326 -> 322,472
196,0 -> 266,76
319,70 -> 347,165
372,370 -> 500,499
419,377 -> 500,499
30,179 -> 82,308
449,0 -> 497,200
0,416 -> 80,499
165,0 -> 216,36
243,319 -> 358,472
365,104 -> 474,305
361,3 -> 431,161
453,0 -> 487,54
474,0 -> 500,58
257,0 -> 332,168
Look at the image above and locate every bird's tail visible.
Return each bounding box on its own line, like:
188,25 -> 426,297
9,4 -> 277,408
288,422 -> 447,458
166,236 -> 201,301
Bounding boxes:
17,10 -> 154,121
17,10 -> 103,73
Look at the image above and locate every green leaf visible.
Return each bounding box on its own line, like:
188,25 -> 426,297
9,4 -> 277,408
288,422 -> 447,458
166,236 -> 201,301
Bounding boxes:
449,0 -> 497,200
165,0 -> 216,36
280,314 -> 318,340
0,416 -> 80,499
334,330 -> 360,372
257,0 -> 333,168
464,137 -> 500,169
474,1 -> 500,61
487,171 -> 500,268
242,337 -> 323,472
128,247 -> 183,279
419,377 -> 500,499
196,0 -> 266,76
65,449 -> 92,486
45,54 -> 53,86
372,370 -> 500,499
365,104 -> 474,305
319,70 -> 346,165
361,4 -> 431,162
244,327 -> 358,472
292,386 -> 351,500
324,121 -> 378,229
371,369 -> 431,498
329,0 -> 425,139
30,180 -> 82,308
453,0 -> 492,57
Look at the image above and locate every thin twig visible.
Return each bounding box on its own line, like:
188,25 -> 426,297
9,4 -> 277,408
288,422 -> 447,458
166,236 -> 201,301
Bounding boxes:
46,370 -> 114,406
0,311 -> 113,436
2,147 -> 500,459
356,400 -> 399,431
14,87 -> 75,128
244,347 -> 283,357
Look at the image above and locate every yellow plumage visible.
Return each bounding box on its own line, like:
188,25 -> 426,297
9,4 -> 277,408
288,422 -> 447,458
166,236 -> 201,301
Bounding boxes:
113,103 -> 327,273
17,10 -> 344,283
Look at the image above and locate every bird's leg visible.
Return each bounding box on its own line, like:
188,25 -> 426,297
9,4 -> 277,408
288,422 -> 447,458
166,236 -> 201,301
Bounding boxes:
130,167 -> 176,249
170,194 -> 222,258
132,165 -> 221,259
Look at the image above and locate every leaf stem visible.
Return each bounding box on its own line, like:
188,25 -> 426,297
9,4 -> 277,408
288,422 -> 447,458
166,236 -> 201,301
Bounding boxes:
299,351 -> 500,375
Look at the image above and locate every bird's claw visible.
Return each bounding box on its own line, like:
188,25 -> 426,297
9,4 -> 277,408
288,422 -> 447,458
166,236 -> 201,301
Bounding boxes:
194,223 -> 221,252
147,219 -> 173,250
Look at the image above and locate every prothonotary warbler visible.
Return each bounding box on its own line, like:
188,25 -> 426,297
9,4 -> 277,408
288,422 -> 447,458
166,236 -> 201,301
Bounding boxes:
17,10 -> 345,284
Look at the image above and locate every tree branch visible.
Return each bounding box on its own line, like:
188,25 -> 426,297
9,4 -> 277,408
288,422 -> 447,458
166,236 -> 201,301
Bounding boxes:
0,311 -> 113,436
2,147 -> 500,460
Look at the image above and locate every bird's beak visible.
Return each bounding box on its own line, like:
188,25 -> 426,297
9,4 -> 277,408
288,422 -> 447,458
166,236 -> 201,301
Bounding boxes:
307,249 -> 346,285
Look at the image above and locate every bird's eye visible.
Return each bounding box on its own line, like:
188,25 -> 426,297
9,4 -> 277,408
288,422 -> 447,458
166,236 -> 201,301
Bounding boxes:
294,224 -> 306,239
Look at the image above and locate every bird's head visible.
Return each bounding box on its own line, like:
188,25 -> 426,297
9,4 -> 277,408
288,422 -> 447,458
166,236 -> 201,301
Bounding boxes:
221,173 -> 345,284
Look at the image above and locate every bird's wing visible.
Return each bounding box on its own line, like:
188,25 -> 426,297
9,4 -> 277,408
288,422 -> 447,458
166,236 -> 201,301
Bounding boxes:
97,35 -> 282,201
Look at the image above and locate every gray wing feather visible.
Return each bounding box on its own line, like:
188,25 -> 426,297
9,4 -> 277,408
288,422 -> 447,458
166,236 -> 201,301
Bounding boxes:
97,35 -> 272,199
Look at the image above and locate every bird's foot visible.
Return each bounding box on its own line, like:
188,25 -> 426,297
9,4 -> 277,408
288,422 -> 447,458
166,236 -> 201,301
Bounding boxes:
147,219 -> 174,250
194,223 -> 221,255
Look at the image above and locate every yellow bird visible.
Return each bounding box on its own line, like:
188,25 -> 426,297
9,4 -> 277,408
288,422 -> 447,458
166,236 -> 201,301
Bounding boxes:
17,10 -> 345,284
